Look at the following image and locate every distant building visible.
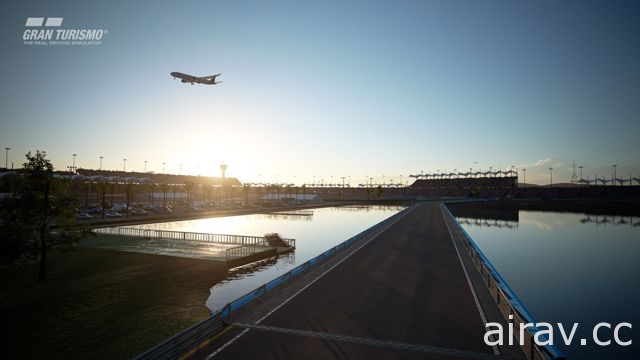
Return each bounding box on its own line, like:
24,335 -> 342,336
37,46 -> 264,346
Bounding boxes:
261,193 -> 323,205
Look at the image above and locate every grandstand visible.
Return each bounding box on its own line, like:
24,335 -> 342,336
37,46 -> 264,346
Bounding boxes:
408,175 -> 518,198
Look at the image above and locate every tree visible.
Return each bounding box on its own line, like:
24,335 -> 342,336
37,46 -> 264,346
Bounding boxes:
243,183 -> 251,206
0,151 -> 86,281
184,181 -> 195,207
160,183 -> 169,207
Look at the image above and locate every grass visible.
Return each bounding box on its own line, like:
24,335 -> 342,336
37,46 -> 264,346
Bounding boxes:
0,246 -> 228,359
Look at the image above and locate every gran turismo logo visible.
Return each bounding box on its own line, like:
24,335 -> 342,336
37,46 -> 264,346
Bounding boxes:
23,17 -> 107,46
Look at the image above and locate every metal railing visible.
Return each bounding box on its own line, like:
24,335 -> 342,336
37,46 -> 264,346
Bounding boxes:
133,313 -> 224,360
225,243 -> 278,268
441,203 -> 564,360
93,227 -> 295,247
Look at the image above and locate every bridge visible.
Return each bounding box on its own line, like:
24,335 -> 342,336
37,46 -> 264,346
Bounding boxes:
134,202 -> 563,360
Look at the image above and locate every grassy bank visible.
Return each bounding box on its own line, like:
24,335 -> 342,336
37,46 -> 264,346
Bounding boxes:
0,247 -> 228,359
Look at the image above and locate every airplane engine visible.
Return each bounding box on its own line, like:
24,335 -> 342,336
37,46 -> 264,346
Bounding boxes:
181,79 -> 189,83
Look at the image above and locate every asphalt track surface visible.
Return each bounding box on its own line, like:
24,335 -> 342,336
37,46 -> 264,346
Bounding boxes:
196,202 -> 515,359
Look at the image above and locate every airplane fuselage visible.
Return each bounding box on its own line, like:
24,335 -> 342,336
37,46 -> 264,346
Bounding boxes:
170,71 -> 221,85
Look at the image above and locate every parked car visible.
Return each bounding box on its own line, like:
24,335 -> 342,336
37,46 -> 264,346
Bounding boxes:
105,211 -> 122,218
76,213 -> 92,220
111,203 -> 128,213
131,208 -> 149,216
87,207 -> 102,214
150,204 -> 173,214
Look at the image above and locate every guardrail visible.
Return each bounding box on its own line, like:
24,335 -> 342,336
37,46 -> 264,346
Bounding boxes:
93,227 -> 294,247
215,205 -> 413,318
133,313 -> 224,360
440,203 -> 564,360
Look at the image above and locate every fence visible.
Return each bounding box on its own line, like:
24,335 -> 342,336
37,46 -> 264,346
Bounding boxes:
440,203 -> 564,360
225,243 -> 278,269
93,227 -> 295,247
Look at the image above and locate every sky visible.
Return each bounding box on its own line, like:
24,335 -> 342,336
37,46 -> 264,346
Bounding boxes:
1,0 -> 639,185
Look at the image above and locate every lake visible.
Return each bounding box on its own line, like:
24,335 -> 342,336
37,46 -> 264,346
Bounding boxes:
452,202 -> 640,359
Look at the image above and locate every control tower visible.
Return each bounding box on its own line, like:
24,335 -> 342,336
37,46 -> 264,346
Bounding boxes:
220,163 -> 227,184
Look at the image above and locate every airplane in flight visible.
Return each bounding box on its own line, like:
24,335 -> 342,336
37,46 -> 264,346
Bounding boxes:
170,72 -> 222,85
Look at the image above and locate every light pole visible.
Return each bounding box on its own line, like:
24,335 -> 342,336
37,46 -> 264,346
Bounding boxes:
522,168 -> 526,187
163,162 -> 166,174
72,153 -> 77,174
99,156 -> 103,170
579,166 -> 583,182
549,167 -> 553,187
144,160 -> 147,173
612,164 -> 617,186
4,147 -> 10,169
123,158 -> 127,172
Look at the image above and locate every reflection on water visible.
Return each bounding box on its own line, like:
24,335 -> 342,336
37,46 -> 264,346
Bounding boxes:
226,252 -> 296,282
453,204 -> 640,359
456,218 -> 518,229
579,214 -> 640,227
124,205 -> 405,312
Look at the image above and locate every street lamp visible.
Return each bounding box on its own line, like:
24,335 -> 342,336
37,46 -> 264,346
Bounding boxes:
579,166 -> 583,182
549,167 -> 553,187
99,156 -> 103,170
123,158 -> 127,172
4,147 -> 10,169
144,160 -> 147,173
163,162 -> 166,173
612,164 -> 617,186
72,153 -> 77,174
522,168 -> 526,187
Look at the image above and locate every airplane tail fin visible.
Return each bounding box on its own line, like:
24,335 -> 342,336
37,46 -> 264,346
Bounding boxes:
209,73 -> 221,84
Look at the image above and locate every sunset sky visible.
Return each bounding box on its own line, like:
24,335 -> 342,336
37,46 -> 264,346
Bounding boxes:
2,0 -> 639,185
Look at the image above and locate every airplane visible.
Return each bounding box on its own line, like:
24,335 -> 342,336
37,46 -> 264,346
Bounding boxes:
170,72 -> 222,85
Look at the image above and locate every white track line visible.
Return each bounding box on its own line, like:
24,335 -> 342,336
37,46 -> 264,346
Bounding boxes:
206,206 -> 416,359
441,204 -> 501,356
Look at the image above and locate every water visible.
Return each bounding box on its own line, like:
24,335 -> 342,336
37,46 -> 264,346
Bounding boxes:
128,205 -> 405,312
454,206 -> 640,359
